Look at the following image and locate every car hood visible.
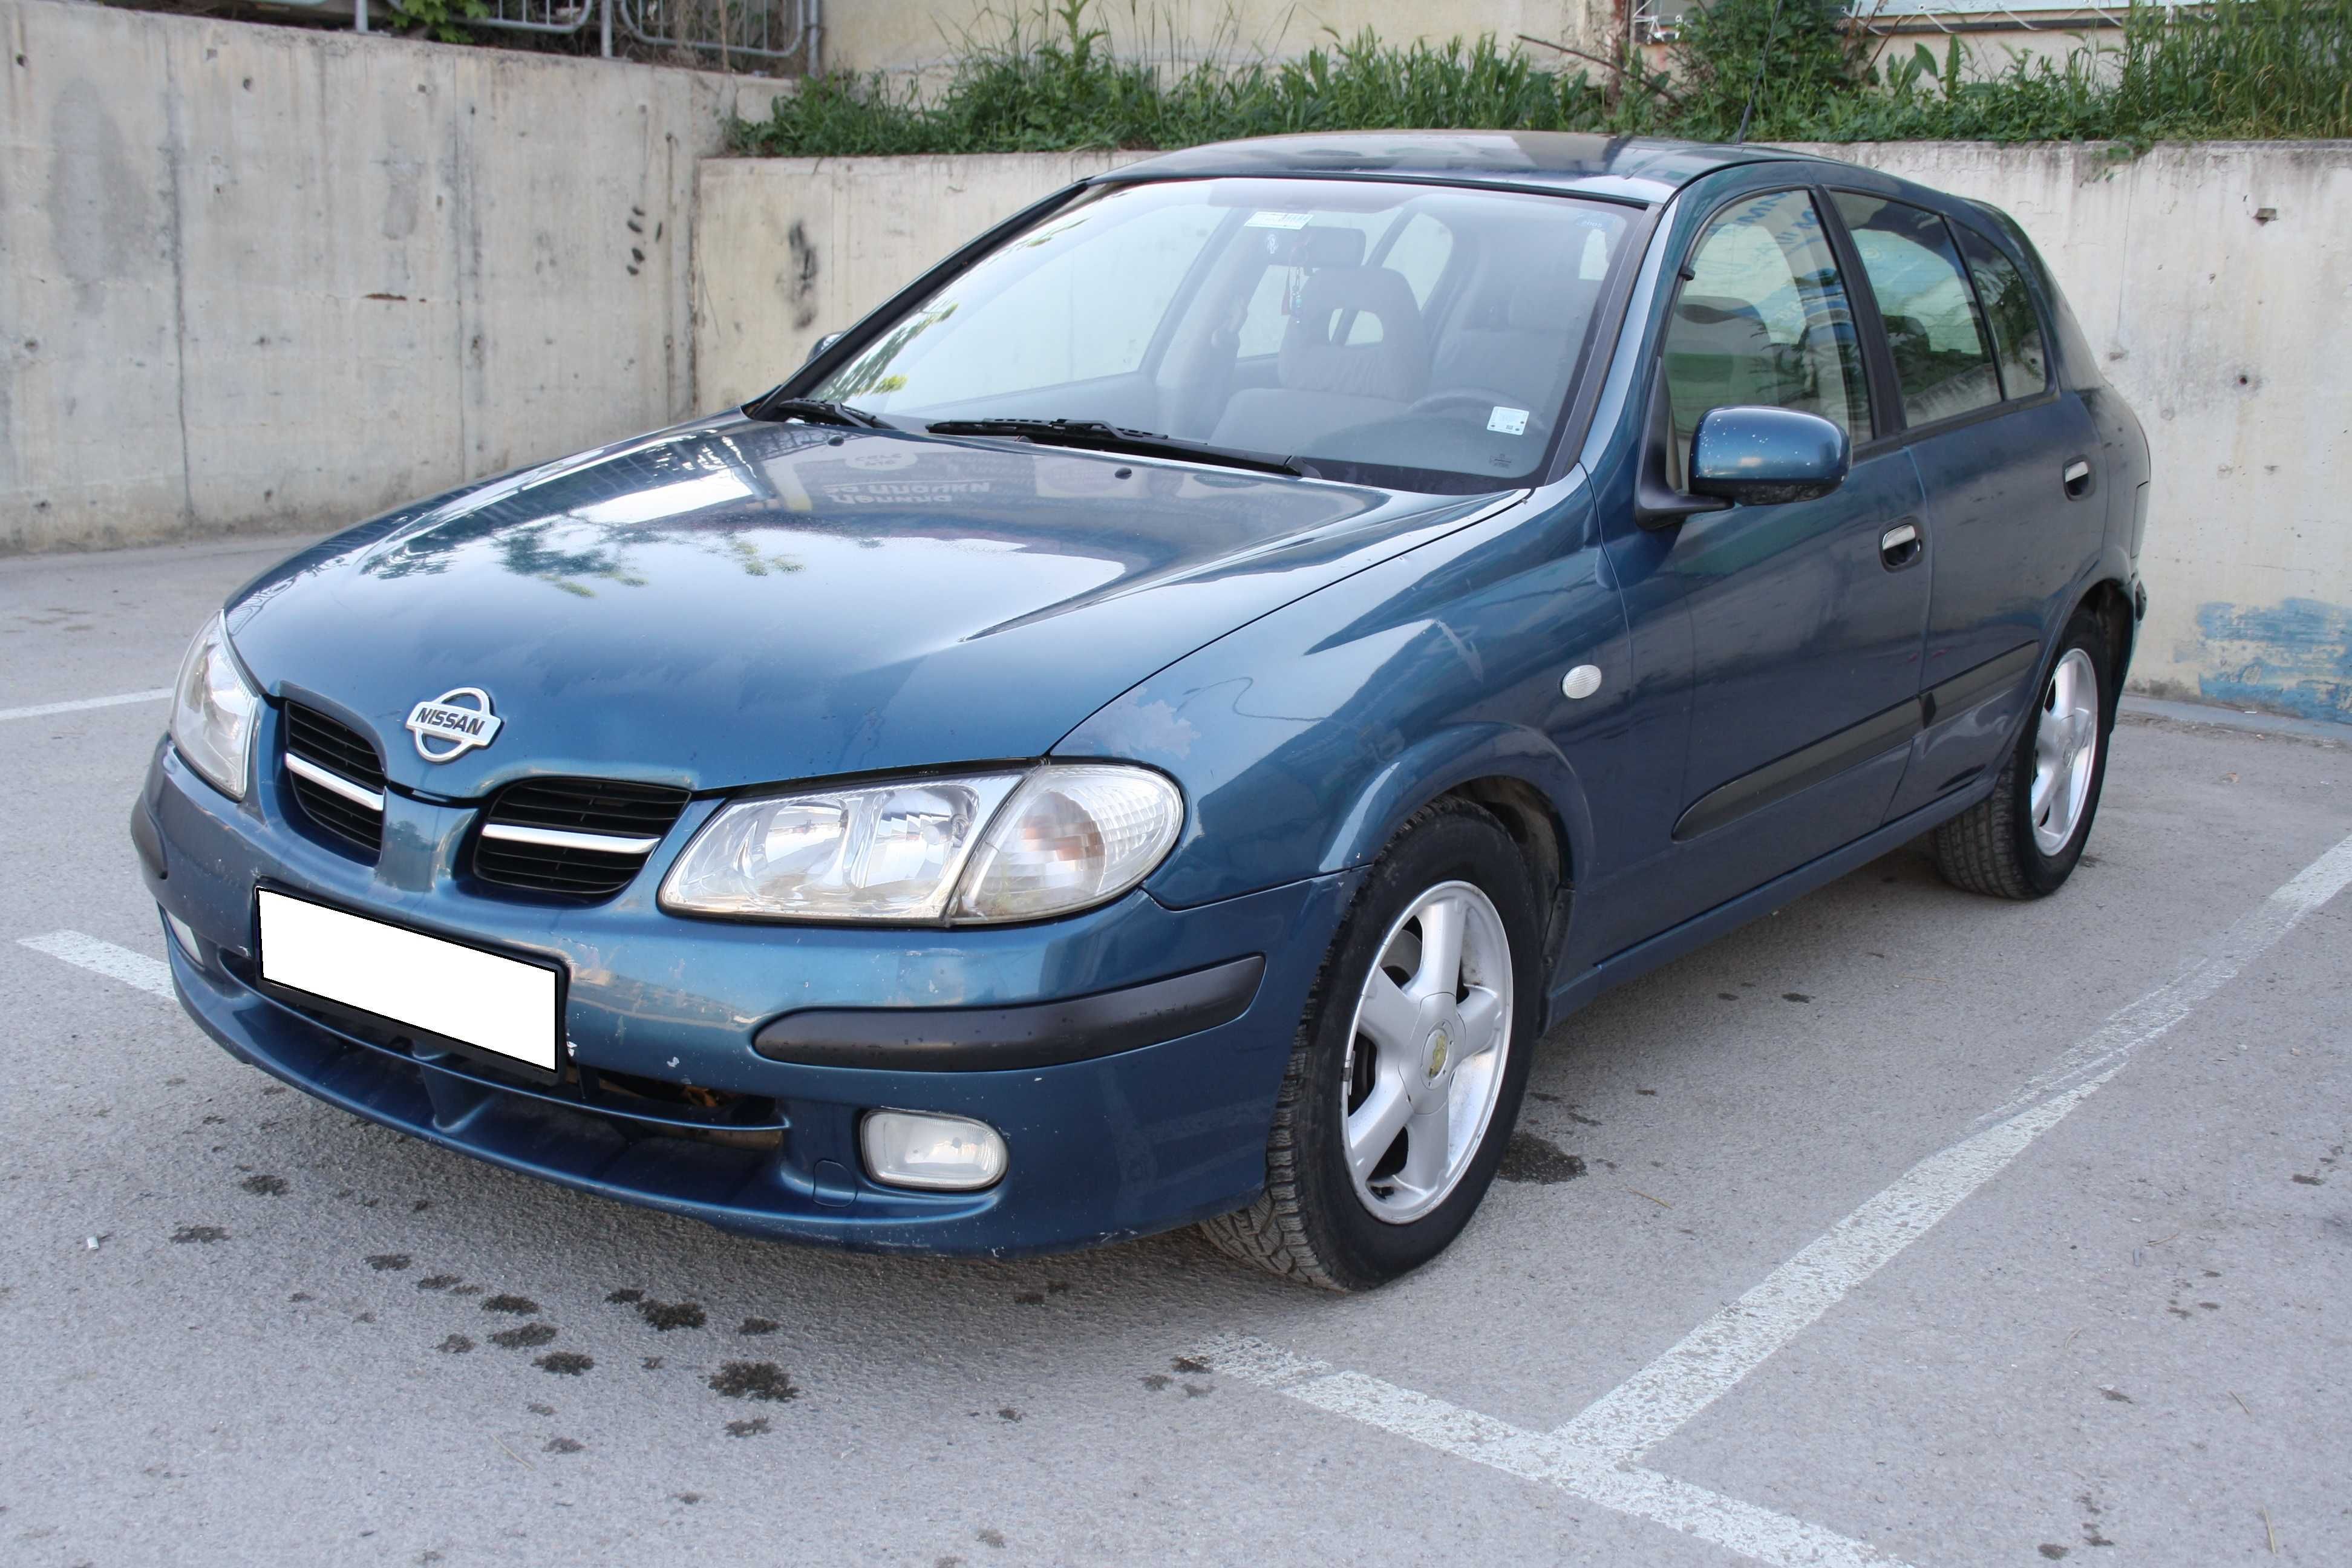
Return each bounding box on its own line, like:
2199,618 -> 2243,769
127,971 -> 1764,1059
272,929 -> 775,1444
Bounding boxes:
226,414 -> 1513,797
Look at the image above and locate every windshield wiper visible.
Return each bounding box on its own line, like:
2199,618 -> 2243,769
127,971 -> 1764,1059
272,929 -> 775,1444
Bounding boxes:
922,418 -> 1311,479
746,394 -> 889,430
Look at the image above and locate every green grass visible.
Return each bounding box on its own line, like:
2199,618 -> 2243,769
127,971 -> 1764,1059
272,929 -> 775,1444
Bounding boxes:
728,0 -> 2352,157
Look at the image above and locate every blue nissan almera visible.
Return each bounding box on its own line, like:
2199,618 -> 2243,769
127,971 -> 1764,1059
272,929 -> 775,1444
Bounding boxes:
138,133 -> 2150,1289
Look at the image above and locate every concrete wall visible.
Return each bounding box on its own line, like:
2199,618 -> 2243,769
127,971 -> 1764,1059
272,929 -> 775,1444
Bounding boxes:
822,0 -> 1617,80
0,0 -> 785,554
697,142 -> 2352,722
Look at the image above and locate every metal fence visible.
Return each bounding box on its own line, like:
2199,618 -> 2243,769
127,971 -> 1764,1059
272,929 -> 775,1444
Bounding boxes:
619,0 -> 815,65
350,0 -> 818,70
1631,0 -> 2134,44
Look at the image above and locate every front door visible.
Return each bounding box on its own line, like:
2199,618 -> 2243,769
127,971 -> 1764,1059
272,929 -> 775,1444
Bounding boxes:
1634,186 -> 1934,935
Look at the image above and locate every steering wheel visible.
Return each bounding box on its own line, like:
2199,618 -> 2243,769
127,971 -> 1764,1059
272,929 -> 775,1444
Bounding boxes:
1406,388 -> 1548,430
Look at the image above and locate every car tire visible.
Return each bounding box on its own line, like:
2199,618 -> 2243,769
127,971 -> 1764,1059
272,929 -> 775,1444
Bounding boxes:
1932,608 -> 2114,900
1198,798 -> 1541,1291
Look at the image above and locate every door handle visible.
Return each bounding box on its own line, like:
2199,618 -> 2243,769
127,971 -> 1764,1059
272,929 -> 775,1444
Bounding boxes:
2063,457 -> 2094,499
1880,520 -> 1923,570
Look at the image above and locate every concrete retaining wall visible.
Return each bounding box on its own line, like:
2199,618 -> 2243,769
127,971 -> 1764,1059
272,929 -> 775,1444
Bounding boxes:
822,1 -> 1615,80
1,0 -> 784,554
696,142 -> 2352,722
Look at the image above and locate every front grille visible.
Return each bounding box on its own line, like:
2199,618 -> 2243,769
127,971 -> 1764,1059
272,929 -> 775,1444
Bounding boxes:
472,777 -> 690,899
283,702 -> 386,857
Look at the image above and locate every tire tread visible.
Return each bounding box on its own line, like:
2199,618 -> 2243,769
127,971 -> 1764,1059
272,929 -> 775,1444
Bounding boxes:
1932,610 -> 2109,901
1196,798 -> 1501,1291
1931,748 -> 2035,899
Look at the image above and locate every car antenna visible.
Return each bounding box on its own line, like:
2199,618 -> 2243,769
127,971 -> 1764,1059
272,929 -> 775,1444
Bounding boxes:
1733,0 -> 1792,146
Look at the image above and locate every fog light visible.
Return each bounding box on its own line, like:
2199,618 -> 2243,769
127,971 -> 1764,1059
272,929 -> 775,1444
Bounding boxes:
860,1110 -> 1007,1192
165,910 -> 201,961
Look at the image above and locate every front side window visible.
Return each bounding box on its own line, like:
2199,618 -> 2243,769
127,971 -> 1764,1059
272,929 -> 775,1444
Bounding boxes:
1662,188 -> 1871,486
1831,193 -> 2002,427
1952,224 -> 2049,399
809,178 -> 1633,492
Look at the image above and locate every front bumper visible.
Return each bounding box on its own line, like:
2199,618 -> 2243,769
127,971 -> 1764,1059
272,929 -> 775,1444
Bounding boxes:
138,731 -> 1355,1256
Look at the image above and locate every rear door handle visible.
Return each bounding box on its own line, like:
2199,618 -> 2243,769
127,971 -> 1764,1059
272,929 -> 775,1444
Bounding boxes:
1880,520 -> 1923,570
2063,458 -> 2094,499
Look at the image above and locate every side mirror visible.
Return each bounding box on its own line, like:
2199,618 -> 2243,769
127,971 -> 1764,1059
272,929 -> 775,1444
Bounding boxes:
1688,406 -> 1849,506
803,331 -> 844,367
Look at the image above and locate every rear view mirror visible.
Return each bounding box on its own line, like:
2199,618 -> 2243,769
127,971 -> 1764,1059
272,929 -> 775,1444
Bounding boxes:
1688,406 -> 1849,506
803,331 -> 844,366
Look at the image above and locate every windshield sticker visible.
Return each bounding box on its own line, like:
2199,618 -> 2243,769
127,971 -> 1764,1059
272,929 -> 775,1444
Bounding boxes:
1487,407 -> 1530,436
1243,211 -> 1315,230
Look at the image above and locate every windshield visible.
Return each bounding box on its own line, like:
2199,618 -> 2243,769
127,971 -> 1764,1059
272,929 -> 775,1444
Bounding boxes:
806,178 -> 1635,494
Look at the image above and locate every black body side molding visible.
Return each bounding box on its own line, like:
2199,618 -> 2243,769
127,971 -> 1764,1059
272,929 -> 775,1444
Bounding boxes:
1673,642 -> 2043,843
1921,642 -> 2038,727
753,955 -> 1267,1071
1674,700 -> 1922,842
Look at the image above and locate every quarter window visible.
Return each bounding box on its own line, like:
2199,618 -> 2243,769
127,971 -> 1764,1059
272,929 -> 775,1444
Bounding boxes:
1662,188 -> 1871,486
1831,193 -> 2001,426
1953,224 -> 2050,399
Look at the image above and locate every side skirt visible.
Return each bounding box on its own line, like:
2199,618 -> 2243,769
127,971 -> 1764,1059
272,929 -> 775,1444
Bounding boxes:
1542,770 -> 1999,1029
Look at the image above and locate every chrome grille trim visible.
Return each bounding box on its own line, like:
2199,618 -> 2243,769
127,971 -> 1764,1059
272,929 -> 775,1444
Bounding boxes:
281,700 -> 387,858
470,776 -> 691,898
479,822 -> 662,855
285,752 -> 385,812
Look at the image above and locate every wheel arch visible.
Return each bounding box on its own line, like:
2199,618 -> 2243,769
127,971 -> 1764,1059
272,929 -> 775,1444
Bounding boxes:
2074,574 -> 2138,717
1319,722 -> 1589,981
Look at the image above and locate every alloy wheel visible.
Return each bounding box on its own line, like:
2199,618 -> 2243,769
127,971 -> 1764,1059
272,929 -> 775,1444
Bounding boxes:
2031,647 -> 2101,855
1340,880 -> 1515,1225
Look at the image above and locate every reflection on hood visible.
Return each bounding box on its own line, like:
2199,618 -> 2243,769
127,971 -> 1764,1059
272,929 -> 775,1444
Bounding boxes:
225,413 -> 1509,795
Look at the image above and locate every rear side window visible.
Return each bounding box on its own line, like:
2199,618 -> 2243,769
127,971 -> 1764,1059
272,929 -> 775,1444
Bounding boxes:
1953,224 -> 2049,399
1662,188 -> 1872,485
1831,193 -> 2001,428
1975,203 -> 2099,387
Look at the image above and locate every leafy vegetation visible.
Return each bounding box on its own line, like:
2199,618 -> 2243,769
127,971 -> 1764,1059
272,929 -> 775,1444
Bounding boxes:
386,0 -> 494,47
729,0 -> 2352,157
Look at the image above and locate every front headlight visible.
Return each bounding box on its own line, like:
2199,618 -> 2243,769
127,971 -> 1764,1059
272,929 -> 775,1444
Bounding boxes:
169,613 -> 260,801
659,763 -> 1183,924
953,765 -> 1183,921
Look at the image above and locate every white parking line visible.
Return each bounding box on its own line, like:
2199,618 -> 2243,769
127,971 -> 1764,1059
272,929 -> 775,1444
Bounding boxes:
19,930 -> 175,999
1550,828 -> 2352,1465
1197,828 -> 2352,1565
0,688 -> 172,722
1196,1334 -> 1912,1567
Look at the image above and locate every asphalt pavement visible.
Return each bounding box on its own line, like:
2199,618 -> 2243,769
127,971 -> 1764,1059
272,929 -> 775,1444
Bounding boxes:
2,535 -> 2346,1567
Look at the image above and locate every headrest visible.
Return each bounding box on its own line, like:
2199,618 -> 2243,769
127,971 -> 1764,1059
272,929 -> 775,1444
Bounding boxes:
1273,225 -> 1368,269
1279,266 -> 1428,401
1676,294 -> 1768,330
1671,295 -> 1775,355
1293,264 -> 1418,322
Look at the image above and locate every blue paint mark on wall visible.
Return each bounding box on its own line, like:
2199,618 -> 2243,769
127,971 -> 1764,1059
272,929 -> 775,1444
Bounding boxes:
2195,599 -> 2352,724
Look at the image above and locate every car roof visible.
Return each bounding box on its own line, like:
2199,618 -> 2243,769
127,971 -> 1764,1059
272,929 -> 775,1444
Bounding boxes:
1096,131 -> 1842,207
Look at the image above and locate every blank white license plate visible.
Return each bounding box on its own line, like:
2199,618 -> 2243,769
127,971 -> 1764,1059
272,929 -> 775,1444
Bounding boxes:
256,889 -> 561,1071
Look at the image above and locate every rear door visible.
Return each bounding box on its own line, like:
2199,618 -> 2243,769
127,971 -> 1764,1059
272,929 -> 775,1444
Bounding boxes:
1823,189 -> 2104,820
